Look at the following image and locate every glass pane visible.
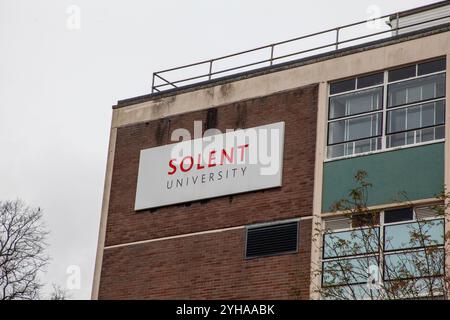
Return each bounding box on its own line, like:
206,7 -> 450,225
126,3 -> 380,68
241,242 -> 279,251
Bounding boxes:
408,85 -> 422,102
327,137 -> 381,159
328,120 -> 345,145
384,249 -> 444,280
421,103 -> 435,127
418,58 -> 446,76
330,78 -> 356,95
323,228 -> 379,258
386,132 -> 406,148
347,114 -> 380,141
321,283 -> 383,300
328,113 -> 381,145
345,143 -> 354,155
422,81 -> 437,101
387,101 -> 446,134
435,125 -> 445,139
435,100 -> 445,124
384,219 -> 444,251
329,87 -> 382,119
357,73 -> 384,89
420,127 -> 434,142
353,139 -> 381,155
389,65 -> 416,82
406,131 -> 415,144
384,207 -> 413,224
327,144 -> 344,158
347,116 -> 368,141
388,73 -> 446,108
384,277 -> 445,299
322,256 -> 379,286
387,108 -> 406,133
406,105 -> 421,130
354,139 -> 371,154
391,87 -> 407,106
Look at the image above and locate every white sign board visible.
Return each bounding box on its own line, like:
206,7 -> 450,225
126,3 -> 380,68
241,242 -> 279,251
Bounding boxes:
135,122 -> 285,210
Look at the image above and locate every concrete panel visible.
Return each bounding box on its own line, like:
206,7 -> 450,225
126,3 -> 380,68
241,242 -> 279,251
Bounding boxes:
322,143 -> 445,212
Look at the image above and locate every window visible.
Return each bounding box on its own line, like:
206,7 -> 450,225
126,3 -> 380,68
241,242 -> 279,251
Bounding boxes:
323,227 -> 379,258
384,249 -> 444,279
327,58 -> 446,159
328,113 -> 382,144
384,207 -> 413,224
384,219 -> 444,251
418,59 -> 446,76
321,205 -> 445,299
329,87 -> 383,119
388,73 -> 445,107
322,255 -> 379,286
245,220 -> 298,258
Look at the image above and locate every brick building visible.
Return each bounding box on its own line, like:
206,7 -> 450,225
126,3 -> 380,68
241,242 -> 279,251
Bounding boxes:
93,1 -> 450,299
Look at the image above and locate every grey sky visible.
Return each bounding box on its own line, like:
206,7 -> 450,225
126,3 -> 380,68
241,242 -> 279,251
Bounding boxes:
0,0 -> 438,299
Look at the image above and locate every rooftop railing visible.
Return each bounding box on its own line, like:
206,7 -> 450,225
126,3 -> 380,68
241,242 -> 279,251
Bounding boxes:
151,3 -> 450,93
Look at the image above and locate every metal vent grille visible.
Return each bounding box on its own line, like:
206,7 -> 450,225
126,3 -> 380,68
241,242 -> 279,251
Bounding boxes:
324,217 -> 351,231
416,205 -> 443,219
245,221 -> 298,258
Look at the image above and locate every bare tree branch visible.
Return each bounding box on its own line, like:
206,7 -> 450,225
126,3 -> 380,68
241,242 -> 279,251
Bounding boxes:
0,199 -> 49,300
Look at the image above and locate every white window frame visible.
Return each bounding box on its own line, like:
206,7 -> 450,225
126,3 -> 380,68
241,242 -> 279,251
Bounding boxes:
320,205 -> 446,299
325,61 -> 446,161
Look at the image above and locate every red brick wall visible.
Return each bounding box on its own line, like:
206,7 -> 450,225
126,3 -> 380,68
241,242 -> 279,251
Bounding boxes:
99,84 -> 318,299
99,218 -> 312,299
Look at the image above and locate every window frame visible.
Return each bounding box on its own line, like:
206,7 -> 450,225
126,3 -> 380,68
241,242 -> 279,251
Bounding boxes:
321,254 -> 381,287
385,99 -> 446,135
322,225 -> 380,260
327,111 -> 383,146
386,72 -> 446,109
383,217 -> 445,252
326,58 -> 446,161
328,86 -> 384,121
320,205 -> 446,298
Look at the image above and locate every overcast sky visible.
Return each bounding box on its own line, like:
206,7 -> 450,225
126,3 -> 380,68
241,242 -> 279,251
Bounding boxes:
0,0 -> 439,299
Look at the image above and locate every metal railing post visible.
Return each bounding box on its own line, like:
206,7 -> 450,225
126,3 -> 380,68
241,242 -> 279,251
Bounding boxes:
395,12 -> 400,36
270,45 -> 274,66
209,60 -> 213,80
335,28 -> 340,50
151,73 -> 155,93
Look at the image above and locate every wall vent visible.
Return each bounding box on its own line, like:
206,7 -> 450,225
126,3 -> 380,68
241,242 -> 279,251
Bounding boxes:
245,221 -> 298,258
416,205 -> 443,220
324,217 -> 351,231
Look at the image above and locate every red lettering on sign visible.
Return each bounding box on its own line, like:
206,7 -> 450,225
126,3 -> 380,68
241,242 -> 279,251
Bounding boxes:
168,144 -> 250,175
168,159 -> 177,175
237,144 -> 249,161
196,154 -> 205,170
180,156 -> 194,172
220,147 -> 234,165
208,150 -> 217,167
